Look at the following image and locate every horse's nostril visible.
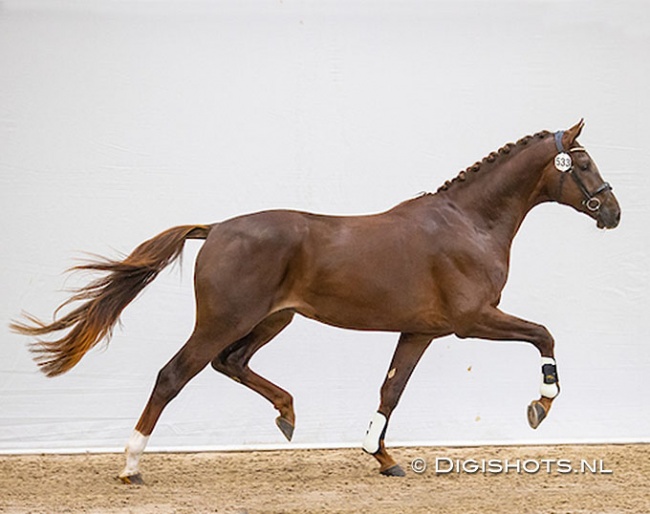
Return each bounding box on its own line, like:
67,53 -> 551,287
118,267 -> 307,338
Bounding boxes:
608,209 -> 621,229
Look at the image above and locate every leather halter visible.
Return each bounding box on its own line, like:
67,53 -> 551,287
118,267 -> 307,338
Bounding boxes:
554,131 -> 612,212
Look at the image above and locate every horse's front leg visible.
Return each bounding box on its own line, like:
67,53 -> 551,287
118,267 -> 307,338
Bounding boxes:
363,333 -> 432,476
456,307 -> 560,429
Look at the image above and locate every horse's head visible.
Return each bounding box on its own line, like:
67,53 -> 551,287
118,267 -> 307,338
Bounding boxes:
544,119 -> 621,229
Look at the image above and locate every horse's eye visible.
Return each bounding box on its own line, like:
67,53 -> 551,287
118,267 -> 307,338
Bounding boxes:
580,163 -> 589,171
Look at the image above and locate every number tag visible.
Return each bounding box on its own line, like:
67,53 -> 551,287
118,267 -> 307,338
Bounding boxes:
554,152 -> 572,172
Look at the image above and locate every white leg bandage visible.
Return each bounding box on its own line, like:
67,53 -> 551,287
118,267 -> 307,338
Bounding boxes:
362,412 -> 387,454
540,357 -> 559,399
119,430 -> 150,478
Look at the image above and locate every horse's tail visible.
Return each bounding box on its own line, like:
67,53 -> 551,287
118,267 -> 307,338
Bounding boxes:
10,224 -> 213,377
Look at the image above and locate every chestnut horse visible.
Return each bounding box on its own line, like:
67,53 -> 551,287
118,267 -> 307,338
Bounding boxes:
11,120 -> 620,482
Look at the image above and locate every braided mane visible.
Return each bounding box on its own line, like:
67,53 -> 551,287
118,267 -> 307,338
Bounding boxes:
436,130 -> 552,193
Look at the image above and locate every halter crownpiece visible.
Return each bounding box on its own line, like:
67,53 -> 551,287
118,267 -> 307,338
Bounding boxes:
554,130 -> 566,153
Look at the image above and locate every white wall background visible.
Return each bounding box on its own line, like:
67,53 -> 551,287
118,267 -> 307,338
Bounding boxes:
1,0 -> 648,453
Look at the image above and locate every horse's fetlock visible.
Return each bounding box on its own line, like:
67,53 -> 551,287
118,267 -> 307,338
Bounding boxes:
274,395 -> 294,419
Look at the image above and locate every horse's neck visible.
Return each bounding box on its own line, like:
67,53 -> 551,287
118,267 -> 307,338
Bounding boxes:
444,142 -> 551,240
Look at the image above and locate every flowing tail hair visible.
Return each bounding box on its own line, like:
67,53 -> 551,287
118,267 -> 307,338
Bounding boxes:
10,224 -> 212,378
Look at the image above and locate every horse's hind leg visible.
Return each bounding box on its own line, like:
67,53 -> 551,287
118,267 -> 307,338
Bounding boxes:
211,310 -> 296,440
119,321 -> 259,484
119,335 -> 210,484
363,333 -> 433,477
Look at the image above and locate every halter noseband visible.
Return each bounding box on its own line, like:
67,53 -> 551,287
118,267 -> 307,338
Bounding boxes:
554,130 -> 612,212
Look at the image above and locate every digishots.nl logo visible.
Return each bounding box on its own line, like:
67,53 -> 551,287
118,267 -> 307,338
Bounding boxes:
410,457 -> 613,475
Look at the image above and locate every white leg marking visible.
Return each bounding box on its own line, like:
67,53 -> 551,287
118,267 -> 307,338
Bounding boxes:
540,357 -> 559,398
362,412 -> 387,454
119,430 -> 150,478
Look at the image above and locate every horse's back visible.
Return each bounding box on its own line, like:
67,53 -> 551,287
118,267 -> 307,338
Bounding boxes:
192,207 -> 432,329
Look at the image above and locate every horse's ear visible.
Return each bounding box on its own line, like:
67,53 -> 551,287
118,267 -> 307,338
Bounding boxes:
562,118 -> 585,148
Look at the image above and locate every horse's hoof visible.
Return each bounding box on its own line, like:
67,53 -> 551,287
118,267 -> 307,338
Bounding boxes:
380,464 -> 406,477
275,416 -> 294,441
119,473 -> 144,485
527,400 -> 547,429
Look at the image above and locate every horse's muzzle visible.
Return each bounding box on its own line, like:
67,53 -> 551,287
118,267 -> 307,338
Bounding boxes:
596,199 -> 621,229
